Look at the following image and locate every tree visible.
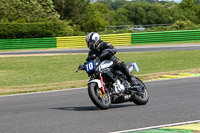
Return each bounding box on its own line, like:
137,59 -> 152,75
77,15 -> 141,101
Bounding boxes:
179,0 -> 199,23
53,0 -> 89,25
81,3 -> 110,32
179,0 -> 195,9
118,2 -> 174,25
194,0 -> 200,4
138,0 -> 157,4
96,0 -> 129,10
112,8 -> 131,25
0,0 -> 59,22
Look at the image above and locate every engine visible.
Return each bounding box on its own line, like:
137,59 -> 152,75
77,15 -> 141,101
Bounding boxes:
113,79 -> 125,94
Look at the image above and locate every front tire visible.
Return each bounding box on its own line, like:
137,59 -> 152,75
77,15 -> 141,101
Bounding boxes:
88,83 -> 111,110
132,77 -> 149,105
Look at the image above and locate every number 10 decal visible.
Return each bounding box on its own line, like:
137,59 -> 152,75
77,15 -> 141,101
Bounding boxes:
85,61 -> 94,73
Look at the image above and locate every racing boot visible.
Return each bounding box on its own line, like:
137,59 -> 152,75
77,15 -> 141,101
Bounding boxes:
120,62 -> 137,86
127,74 -> 143,92
126,73 -> 137,86
128,74 -> 145,94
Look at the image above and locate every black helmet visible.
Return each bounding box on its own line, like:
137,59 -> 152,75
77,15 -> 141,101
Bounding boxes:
86,32 -> 101,49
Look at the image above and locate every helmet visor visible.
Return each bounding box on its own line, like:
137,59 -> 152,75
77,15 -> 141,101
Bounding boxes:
87,41 -> 94,49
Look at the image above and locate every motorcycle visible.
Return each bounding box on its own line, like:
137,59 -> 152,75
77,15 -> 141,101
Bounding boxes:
76,54 -> 149,110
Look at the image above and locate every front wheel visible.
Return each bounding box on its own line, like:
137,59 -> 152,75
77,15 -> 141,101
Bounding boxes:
88,83 -> 111,110
132,77 -> 149,105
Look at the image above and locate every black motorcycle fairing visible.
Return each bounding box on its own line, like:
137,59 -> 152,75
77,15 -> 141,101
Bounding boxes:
111,92 -> 133,104
102,68 -> 115,83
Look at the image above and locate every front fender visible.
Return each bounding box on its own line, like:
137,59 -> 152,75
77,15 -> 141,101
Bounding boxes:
88,79 -> 102,88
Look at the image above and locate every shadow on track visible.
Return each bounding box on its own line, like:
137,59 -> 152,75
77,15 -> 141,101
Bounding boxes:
50,104 -> 136,111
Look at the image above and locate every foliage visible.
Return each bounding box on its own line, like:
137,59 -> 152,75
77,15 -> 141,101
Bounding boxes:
0,20 -> 75,39
178,0 -> 200,23
96,0 -> 129,10
194,0 -> 200,4
112,8 -> 132,25
115,2 -> 186,25
81,3 -> 110,32
1,0 -> 200,38
145,20 -> 200,32
0,0 -> 59,22
53,0 -> 89,24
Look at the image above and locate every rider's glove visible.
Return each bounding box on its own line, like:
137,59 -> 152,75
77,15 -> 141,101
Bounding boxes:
78,65 -> 84,70
86,54 -> 97,61
86,56 -> 90,62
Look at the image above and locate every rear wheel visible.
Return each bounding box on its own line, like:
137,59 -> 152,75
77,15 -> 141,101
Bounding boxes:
88,83 -> 111,110
132,77 -> 149,105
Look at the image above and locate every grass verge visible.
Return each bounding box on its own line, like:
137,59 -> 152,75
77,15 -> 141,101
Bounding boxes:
0,50 -> 200,95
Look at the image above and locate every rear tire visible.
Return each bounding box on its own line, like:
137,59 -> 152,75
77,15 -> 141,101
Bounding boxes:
132,77 -> 149,105
88,83 -> 111,110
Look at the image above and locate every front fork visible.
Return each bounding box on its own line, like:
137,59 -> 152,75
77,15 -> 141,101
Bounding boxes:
99,73 -> 106,94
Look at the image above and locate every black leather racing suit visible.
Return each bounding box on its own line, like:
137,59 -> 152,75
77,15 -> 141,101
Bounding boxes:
86,41 -> 133,80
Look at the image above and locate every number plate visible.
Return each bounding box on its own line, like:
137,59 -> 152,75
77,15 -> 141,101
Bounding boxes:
132,62 -> 139,72
85,61 -> 95,73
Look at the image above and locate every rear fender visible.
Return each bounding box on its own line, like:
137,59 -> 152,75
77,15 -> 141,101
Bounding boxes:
88,79 -> 102,88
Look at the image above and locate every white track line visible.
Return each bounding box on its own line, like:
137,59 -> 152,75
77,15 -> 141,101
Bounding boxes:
110,120 -> 200,133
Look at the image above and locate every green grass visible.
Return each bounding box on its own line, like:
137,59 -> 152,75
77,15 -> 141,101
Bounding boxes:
0,50 -> 200,95
119,50 -> 200,74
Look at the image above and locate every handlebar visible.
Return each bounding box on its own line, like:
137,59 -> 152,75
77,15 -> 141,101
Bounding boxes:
76,65 -> 85,73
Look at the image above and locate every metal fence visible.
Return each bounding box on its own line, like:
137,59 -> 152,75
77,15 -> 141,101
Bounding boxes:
105,24 -> 173,31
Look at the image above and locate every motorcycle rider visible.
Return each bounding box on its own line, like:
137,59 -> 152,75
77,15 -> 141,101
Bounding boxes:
79,32 -> 137,86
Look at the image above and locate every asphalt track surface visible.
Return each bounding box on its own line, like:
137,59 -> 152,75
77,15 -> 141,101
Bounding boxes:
0,77 -> 200,133
1,44 -> 200,55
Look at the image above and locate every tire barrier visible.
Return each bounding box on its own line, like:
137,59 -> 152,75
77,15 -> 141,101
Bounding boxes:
1,30 -> 200,50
